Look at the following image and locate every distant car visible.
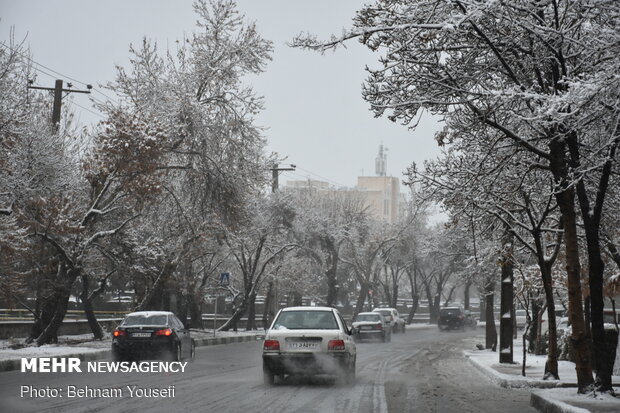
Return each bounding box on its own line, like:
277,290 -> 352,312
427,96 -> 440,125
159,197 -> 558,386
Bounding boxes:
515,309 -> 527,329
557,317 -> 570,333
262,306 -> 356,385
541,306 -> 567,335
112,311 -> 195,362
352,312 -> 391,342
463,310 -> 477,329
603,309 -> 619,325
372,308 -> 406,333
438,307 -> 466,331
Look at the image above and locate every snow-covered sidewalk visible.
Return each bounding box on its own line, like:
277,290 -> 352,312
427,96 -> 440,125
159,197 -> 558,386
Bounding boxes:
465,337 -> 620,412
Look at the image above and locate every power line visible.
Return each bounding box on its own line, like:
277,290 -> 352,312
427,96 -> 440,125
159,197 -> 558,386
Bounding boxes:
294,165 -> 349,188
0,42 -> 119,105
71,101 -> 105,119
281,170 -> 349,189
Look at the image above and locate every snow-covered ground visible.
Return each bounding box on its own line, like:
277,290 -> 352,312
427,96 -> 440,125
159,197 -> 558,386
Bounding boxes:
465,336 -> 620,412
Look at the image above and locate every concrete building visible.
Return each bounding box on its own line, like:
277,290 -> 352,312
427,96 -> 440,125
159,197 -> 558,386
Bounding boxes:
283,145 -> 403,224
355,145 -> 401,224
355,175 -> 400,224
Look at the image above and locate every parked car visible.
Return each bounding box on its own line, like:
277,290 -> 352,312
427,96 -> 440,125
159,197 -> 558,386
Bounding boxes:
540,306 -> 567,335
438,307 -> 466,331
515,309 -> 527,329
262,306 -> 356,385
112,311 -> 195,362
351,312 -> 391,342
557,316 -> 570,333
372,307 -> 406,333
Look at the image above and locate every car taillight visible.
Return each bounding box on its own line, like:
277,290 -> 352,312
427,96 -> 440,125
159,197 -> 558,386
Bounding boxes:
328,340 -> 345,351
375,323 -> 383,330
263,340 -> 280,351
155,328 -> 172,336
113,329 -> 126,337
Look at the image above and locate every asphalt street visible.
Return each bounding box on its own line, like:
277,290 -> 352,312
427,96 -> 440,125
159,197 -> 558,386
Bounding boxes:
0,326 -> 536,413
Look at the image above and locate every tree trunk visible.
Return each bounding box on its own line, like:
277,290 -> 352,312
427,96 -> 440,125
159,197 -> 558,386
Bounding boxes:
219,295 -> 248,332
540,263 -> 559,379
188,293 -> 203,329
35,263 -> 78,346
572,134 -> 615,392
554,185 -> 594,392
485,291 -> 497,351
391,268 -> 399,308
36,287 -> 71,346
325,248 -> 339,307
432,294 -> 441,323
28,295 -> 55,344
499,229 -> 514,364
262,281 -> 274,330
354,283 -> 370,318
407,294 -> 419,324
135,260 -> 175,311
464,281 -> 471,310
246,292 -> 257,330
82,296 -> 104,340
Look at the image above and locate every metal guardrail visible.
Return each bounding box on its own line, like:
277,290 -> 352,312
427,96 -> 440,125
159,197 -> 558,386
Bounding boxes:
0,309 -> 128,321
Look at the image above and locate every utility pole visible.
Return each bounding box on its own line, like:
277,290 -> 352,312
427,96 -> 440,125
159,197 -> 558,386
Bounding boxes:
270,163 -> 296,193
28,79 -> 92,131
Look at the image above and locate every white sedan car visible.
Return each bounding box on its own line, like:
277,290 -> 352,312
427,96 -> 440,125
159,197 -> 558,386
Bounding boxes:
262,306 -> 356,385
372,307 -> 406,333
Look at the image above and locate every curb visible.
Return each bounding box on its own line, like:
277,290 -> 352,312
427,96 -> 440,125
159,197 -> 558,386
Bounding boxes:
465,352 -> 577,389
464,353 -> 593,413
530,391 -> 590,413
0,333 -> 263,373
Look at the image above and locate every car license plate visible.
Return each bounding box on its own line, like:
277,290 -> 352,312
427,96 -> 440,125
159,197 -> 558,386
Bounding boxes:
132,332 -> 151,338
360,326 -> 372,330
289,342 -> 319,349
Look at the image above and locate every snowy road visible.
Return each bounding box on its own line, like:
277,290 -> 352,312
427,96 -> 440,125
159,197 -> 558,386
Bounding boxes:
0,326 -> 535,412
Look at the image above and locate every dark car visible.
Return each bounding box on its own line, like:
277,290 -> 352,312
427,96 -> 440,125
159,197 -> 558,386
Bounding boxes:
112,311 -> 195,362
438,307 -> 466,331
351,312 -> 391,342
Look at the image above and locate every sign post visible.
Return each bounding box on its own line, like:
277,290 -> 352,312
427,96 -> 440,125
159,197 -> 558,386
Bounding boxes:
213,295 -> 217,337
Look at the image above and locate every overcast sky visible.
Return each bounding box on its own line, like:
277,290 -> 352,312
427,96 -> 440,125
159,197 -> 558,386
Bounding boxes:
0,0 -> 442,190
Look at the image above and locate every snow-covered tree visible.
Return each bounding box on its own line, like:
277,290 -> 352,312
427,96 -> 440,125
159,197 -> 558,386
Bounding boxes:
293,0 -> 620,392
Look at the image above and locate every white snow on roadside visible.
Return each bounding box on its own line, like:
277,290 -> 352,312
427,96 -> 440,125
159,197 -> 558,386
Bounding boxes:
465,336 -> 620,412
0,345 -> 105,361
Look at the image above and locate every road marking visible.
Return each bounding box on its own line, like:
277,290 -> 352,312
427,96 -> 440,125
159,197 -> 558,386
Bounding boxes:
371,360 -> 389,413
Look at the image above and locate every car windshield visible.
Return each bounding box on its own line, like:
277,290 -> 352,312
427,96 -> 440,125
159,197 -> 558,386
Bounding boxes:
355,314 -> 381,322
375,310 -> 392,318
122,314 -> 168,326
603,312 -> 616,323
516,310 -> 526,317
272,310 -> 338,330
440,308 -> 461,316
